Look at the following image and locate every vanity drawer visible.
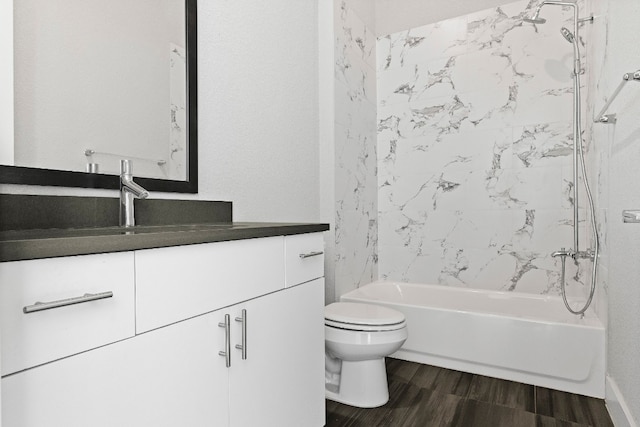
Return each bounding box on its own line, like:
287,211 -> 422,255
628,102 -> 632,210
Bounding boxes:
135,236 -> 285,333
284,233 -> 325,287
0,252 -> 135,376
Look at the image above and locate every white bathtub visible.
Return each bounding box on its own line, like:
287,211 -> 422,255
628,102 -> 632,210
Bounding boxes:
340,281 -> 605,398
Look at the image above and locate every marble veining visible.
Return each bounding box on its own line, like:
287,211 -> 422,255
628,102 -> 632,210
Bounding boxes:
334,0 -> 378,297
377,0 -> 591,297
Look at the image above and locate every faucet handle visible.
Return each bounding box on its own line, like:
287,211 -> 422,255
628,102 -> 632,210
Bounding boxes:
120,159 -> 133,175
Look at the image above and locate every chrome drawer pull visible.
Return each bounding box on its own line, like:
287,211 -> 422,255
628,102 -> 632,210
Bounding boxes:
235,309 -> 247,360
299,251 -> 323,259
23,291 -> 114,314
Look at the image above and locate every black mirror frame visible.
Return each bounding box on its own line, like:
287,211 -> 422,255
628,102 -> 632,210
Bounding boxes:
0,0 -> 198,194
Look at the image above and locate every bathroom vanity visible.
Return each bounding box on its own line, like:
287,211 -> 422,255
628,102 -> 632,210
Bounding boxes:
0,198 -> 329,427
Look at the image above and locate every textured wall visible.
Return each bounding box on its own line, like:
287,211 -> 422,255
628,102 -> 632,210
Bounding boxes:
197,0 -> 320,222
333,0 -> 378,299
589,0 -> 640,422
376,0 -> 594,297
0,0 -> 12,168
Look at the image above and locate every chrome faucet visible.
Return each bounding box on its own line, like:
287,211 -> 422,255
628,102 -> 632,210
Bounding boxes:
120,159 -> 149,227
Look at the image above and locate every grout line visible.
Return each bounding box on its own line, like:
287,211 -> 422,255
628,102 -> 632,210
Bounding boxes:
534,386 -> 537,414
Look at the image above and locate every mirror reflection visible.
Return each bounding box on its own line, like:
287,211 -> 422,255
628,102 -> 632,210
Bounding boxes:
6,0 -> 188,182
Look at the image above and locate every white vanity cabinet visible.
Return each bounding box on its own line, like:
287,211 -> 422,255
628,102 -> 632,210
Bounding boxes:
2,307 -> 229,426
134,234 -> 325,427
0,232 -> 326,427
228,277 -> 325,427
0,252 -> 136,376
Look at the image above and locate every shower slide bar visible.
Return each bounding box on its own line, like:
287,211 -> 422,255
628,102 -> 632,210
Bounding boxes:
594,70 -> 640,124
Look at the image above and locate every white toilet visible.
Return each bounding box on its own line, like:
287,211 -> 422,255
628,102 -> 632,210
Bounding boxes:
324,302 -> 408,408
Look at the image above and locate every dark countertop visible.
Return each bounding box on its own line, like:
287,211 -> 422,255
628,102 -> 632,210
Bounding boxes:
0,222 -> 330,262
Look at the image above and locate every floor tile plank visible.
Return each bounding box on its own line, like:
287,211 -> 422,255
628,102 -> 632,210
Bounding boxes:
536,387 -> 614,426
451,398 -> 538,427
402,388 -> 466,427
467,374 -> 536,412
409,362 -> 474,397
325,359 -> 613,427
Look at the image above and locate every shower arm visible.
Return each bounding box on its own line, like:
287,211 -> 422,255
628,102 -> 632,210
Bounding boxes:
594,70 -> 640,124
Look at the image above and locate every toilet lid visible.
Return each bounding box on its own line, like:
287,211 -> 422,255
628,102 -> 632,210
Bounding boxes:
324,302 -> 405,327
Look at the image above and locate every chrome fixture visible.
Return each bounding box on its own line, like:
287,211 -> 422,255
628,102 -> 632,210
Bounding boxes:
235,309 -> 247,360
23,291 -> 113,314
120,159 -> 149,228
299,250 -> 324,259
578,15 -> 594,24
594,70 -> 640,124
86,148 -> 167,166
522,2 -> 546,24
85,162 -> 99,173
622,210 -> 640,223
551,248 -> 575,259
560,27 -> 575,43
219,314 -> 231,367
524,1 -> 599,316
522,15 -> 546,24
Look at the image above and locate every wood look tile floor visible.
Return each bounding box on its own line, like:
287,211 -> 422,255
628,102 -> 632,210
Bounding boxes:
325,358 -> 614,427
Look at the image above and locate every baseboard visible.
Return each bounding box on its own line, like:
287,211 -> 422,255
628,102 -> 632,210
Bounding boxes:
606,376 -> 638,427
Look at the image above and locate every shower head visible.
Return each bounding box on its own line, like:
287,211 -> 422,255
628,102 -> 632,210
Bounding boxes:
523,3 -> 546,24
523,16 -> 547,24
560,27 -> 575,43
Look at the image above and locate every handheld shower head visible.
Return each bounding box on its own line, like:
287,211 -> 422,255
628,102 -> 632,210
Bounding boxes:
560,27 -> 575,43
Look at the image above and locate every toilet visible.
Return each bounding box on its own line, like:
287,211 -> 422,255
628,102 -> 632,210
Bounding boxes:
324,302 -> 408,408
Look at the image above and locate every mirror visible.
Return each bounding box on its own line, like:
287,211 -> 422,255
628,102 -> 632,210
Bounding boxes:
1,0 -> 197,193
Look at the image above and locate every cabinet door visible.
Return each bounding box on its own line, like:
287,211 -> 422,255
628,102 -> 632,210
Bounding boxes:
229,279 -> 325,427
2,311 -> 230,427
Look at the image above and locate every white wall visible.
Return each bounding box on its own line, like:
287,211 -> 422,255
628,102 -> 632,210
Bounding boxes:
374,0 -> 513,36
2,1 -> 321,224
590,0 -> 640,423
0,0 -> 13,166
319,0 -> 336,303
197,0 -> 319,222
0,0 -> 8,418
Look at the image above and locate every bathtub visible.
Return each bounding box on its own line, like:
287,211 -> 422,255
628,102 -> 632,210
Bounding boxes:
340,281 -> 605,398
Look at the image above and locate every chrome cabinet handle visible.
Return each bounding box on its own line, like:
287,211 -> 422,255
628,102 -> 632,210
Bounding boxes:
218,314 -> 231,367
23,291 -> 113,314
299,251 -> 323,259
235,309 -> 247,360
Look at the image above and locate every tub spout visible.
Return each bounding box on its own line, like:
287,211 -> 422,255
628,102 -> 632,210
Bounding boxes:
551,248 -> 575,258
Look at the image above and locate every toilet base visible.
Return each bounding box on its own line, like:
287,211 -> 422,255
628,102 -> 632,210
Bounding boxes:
325,357 -> 389,408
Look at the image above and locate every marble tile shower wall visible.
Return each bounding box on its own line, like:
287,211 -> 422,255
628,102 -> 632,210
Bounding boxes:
334,0 -> 378,297
376,0 -> 594,296
584,0 -> 609,323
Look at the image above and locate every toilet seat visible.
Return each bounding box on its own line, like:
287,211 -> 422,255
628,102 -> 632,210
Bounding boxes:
325,302 -> 406,332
